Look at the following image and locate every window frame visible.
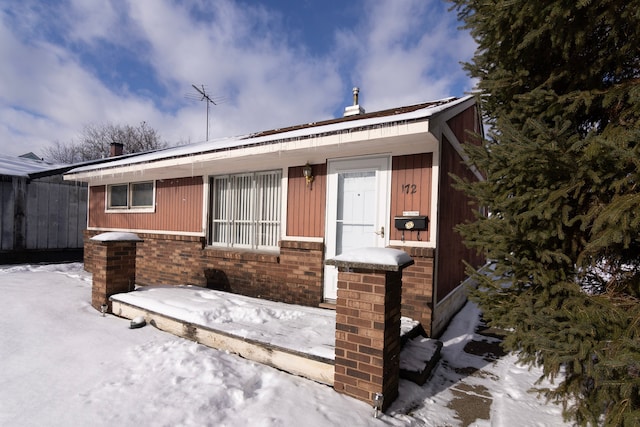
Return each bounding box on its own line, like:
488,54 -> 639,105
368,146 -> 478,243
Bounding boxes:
106,180 -> 156,213
209,170 -> 282,251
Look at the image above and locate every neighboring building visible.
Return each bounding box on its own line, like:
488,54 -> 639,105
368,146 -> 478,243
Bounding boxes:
0,154 -> 87,264
66,94 -> 485,337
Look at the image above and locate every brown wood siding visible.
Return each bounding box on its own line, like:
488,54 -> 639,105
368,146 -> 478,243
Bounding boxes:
390,154 -> 432,242
447,105 -> 482,147
436,138 -> 484,302
88,177 -> 203,233
286,163 -> 326,237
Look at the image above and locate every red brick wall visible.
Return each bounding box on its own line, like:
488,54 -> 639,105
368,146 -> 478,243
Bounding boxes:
84,231 -> 324,307
85,230 -> 435,329
136,234 -> 206,286
391,246 -> 435,335
91,240 -> 137,311
334,267 -> 403,410
277,240 -> 325,304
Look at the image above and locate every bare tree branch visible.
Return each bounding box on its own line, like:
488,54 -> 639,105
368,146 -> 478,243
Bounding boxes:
43,122 -> 168,163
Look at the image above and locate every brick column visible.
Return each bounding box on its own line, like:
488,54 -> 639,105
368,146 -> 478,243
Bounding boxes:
326,248 -> 413,412
90,233 -> 141,312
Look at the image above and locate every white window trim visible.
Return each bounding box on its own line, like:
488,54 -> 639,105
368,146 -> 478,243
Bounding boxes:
105,181 -> 156,213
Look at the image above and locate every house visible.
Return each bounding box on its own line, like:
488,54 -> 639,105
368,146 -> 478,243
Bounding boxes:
0,154 -> 87,264
65,93 -> 485,337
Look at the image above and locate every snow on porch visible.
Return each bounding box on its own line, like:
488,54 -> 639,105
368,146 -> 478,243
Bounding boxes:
110,285 -> 429,386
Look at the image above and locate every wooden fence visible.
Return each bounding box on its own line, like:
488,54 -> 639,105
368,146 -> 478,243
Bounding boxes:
0,176 -> 87,255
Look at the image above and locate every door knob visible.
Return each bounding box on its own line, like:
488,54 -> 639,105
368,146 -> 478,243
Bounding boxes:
375,226 -> 385,238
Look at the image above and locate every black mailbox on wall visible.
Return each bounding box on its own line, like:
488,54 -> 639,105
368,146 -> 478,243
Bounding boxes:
394,216 -> 428,231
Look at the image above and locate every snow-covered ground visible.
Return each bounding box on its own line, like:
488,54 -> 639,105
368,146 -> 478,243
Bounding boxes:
0,263 -> 570,426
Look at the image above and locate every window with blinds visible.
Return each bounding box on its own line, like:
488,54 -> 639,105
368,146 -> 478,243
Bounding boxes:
210,170 -> 281,250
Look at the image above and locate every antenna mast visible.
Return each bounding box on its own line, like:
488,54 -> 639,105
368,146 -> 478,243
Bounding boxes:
191,84 -> 216,141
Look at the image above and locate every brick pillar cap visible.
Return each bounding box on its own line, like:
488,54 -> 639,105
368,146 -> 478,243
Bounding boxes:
325,247 -> 414,271
90,231 -> 143,242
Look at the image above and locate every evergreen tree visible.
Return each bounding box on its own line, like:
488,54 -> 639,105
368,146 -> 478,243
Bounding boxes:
449,0 -> 640,424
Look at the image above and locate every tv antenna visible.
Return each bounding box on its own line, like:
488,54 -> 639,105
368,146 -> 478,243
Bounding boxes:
186,84 -> 225,141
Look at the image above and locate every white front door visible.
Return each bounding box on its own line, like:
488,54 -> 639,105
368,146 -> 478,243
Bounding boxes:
323,156 -> 390,302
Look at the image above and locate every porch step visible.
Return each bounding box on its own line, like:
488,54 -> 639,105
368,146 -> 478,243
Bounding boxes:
318,302 -> 336,310
399,323 -> 442,385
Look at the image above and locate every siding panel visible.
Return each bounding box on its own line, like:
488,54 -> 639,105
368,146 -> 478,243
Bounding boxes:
89,177 -> 203,233
2,178 -> 86,253
286,163 -> 326,237
1,180 -> 15,250
436,137 -> 484,301
390,154 -> 432,242
447,105 -> 482,147
37,182 -> 50,249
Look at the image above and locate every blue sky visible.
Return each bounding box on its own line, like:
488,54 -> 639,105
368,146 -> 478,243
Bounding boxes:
0,0 -> 476,159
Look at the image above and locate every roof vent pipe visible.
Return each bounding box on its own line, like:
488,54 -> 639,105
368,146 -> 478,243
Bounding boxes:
344,87 -> 365,117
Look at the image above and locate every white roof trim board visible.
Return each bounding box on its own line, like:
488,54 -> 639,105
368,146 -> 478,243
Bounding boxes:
65,95 -> 474,180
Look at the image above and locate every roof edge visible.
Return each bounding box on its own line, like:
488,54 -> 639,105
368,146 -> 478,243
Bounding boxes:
65,95 -> 475,178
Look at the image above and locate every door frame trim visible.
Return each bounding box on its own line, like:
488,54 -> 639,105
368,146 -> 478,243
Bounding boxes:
323,155 -> 391,302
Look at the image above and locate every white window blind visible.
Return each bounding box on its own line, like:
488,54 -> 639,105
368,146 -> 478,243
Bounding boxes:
210,170 -> 281,250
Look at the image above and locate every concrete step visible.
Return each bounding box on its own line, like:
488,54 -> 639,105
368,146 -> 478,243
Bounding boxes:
399,323 -> 443,385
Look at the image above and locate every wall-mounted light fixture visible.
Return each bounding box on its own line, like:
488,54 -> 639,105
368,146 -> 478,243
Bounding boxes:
303,163 -> 314,187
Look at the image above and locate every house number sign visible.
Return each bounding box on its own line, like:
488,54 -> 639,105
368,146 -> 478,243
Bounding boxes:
401,184 -> 417,194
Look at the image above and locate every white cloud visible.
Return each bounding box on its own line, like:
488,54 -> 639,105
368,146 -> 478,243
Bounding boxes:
0,0 -> 474,159
337,0 -> 476,111
127,0 -> 342,138
65,0 -> 120,44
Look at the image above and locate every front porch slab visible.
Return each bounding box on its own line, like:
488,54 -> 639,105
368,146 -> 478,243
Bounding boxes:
110,285 -> 441,392
110,286 -> 336,385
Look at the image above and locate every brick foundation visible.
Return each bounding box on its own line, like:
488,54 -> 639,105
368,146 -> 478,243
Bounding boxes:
84,231 -> 324,308
84,231 -> 437,336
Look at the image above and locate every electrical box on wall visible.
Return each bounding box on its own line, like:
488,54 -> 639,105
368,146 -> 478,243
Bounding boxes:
394,216 -> 428,231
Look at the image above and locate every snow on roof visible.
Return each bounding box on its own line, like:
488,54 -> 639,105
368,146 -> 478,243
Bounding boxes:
0,154 -> 68,178
66,95 -> 473,176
